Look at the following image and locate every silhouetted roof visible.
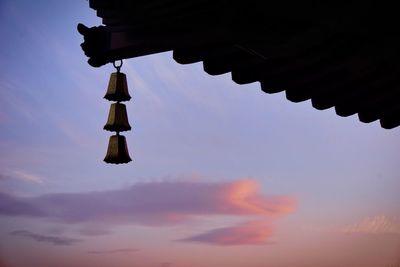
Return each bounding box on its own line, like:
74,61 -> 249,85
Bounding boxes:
78,0 -> 400,129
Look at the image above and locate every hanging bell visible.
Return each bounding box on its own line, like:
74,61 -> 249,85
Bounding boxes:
104,134 -> 132,164
104,103 -> 131,132
104,72 -> 131,102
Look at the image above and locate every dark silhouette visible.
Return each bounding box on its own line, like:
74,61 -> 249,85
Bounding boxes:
78,1 -> 400,129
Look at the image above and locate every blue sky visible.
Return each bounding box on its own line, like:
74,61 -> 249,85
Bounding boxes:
0,1 -> 399,267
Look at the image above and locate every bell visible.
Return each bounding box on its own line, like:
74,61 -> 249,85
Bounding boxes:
104,134 -> 132,164
104,103 -> 131,132
104,72 -> 131,102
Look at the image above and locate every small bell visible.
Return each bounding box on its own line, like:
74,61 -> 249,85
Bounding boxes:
104,134 -> 132,164
104,103 -> 131,132
104,72 -> 131,102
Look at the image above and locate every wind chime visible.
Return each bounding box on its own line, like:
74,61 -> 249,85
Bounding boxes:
103,60 -> 132,164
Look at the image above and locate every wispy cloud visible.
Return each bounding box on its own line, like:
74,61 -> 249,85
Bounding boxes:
13,170 -> 45,184
9,230 -> 82,246
179,220 -> 274,246
87,248 -> 139,255
341,215 -> 400,235
48,113 -> 92,148
0,79 -> 37,123
0,170 -> 44,185
123,61 -> 164,111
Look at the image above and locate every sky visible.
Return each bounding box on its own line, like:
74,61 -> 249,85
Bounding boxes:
0,1 -> 399,267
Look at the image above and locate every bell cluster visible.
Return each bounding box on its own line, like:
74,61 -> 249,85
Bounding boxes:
103,69 -> 132,164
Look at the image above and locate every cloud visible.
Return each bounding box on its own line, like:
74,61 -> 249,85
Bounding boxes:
1,179 -> 296,246
341,215 -> 400,235
0,192 -> 44,216
0,171 -> 44,184
179,220 -> 274,245
0,174 -> 11,181
9,230 -> 82,246
78,225 -> 113,236
0,179 -> 295,225
12,170 -> 44,184
87,248 -> 139,255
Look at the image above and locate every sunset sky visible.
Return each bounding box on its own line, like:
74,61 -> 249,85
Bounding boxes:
0,1 -> 399,267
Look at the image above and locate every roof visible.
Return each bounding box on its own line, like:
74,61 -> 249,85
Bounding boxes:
78,0 -> 400,129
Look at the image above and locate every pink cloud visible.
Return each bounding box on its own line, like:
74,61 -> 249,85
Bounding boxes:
179,220 -> 274,245
0,179 -> 295,225
221,179 -> 295,216
0,179 -> 296,246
